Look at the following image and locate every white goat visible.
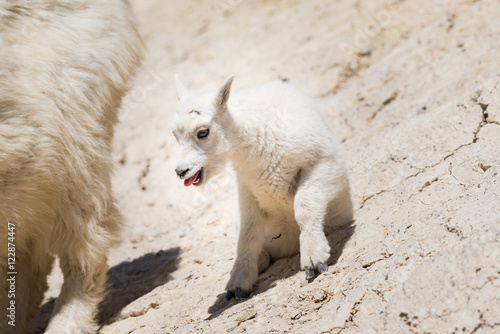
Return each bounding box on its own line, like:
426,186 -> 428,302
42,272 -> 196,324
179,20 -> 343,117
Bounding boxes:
172,75 -> 353,299
0,1 -> 142,332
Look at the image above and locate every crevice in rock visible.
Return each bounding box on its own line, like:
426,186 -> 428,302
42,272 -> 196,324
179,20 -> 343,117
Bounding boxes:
418,177 -> 439,193
125,302 -> 159,319
344,294 -> 365,328
444,224 -> 463,240
137,159 -> 151,191
448,163 -> 465,187
478,102 -> 488,113
469,312 -> 500,334
368,91 -> 398,121
362,253 -> 393,269
399,311 -> 419,327
472,93 -> 497,141
235,311 -> 257,326
318,56 -> 371,97
389,155 -> 418,170
359,188 -> 392,209
479,163 -> 491,172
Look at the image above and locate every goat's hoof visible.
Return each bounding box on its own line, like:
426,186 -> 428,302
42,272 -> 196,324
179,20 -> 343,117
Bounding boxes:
225,287 -> 250,300
316,262 -> 328,273
225,290 -> 235,300
305,262 -> 328,280
235,287 -> 250,300
305,266 -> 316,279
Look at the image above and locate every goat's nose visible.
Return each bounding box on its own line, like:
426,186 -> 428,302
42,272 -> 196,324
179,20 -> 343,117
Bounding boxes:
175,168 -> 189,178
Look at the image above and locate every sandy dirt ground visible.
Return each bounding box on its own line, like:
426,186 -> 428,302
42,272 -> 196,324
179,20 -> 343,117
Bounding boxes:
35,0 -> 500,333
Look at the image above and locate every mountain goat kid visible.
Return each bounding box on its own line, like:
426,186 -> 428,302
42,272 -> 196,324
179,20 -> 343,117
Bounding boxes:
0,1 -> 142,332
172,75 -> 353,300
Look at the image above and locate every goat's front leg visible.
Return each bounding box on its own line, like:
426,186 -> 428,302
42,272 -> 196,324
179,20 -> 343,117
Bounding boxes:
225,184 -> 266,300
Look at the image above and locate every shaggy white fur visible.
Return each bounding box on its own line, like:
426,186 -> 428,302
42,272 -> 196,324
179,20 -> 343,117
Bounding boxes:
172,75 -> 353,300
0,1 -> 142,333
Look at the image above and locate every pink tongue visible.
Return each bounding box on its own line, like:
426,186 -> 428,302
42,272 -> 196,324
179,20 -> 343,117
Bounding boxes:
184,170 -> 200,187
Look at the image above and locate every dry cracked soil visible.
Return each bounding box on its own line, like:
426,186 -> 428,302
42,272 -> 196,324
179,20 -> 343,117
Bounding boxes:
35,0 -> 500,333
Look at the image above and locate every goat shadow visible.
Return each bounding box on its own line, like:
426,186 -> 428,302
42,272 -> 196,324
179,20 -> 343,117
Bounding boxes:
206,221 -> 355,320
33,247 -> 180,332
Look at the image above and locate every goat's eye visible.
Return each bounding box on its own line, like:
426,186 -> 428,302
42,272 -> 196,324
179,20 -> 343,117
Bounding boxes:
197,128 -> 210,139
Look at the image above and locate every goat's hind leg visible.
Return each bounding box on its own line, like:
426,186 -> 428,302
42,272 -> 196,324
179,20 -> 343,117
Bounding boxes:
44,219 -> 112,334
45,251 -> 108,334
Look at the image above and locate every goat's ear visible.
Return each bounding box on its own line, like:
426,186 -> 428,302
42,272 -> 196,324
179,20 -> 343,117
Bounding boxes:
174,73 -> 190,100
214,74 -> 235,110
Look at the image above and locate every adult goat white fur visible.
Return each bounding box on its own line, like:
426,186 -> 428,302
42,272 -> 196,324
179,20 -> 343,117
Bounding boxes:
172,75 -> 353,300
0,1 -> 142,333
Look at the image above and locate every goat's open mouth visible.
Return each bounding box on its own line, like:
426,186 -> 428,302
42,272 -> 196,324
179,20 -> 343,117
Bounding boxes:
184,168 -> 203,187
